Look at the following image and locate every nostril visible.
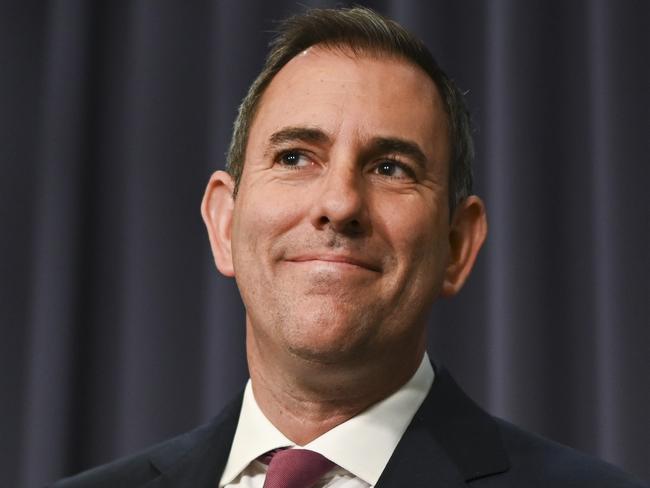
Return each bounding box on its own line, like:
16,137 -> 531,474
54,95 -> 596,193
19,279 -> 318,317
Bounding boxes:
315,214 -> 363,235
348,219 -> 362,234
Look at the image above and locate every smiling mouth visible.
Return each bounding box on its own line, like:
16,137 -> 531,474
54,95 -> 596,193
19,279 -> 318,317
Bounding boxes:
286,255 -> 382,273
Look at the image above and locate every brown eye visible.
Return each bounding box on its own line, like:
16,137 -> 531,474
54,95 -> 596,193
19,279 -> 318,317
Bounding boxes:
377,162 -> 397,176
375,160 -> 411,178
279,151 -> 310,167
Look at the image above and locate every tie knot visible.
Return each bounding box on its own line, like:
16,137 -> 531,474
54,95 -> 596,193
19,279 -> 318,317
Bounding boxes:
263,448 -> 335,488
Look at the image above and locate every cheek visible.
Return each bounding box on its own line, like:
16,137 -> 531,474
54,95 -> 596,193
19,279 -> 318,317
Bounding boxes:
232,185 -> 305,260
380,199 -> 449,280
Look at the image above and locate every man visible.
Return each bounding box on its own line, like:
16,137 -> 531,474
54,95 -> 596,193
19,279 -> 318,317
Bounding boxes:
52,7 -> 645,488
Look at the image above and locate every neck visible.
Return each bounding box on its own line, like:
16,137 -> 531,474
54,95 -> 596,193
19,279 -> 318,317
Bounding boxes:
247,329 -> 425,445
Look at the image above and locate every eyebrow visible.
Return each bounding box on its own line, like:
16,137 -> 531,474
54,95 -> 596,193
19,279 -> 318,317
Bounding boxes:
367,137 -> 428,169
265,127 -> 330,157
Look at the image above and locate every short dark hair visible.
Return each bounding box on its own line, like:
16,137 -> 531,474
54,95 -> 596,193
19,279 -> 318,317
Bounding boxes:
227,7 -> 474,213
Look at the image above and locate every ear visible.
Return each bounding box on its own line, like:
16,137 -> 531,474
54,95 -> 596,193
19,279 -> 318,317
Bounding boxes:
201,170 -> 236,277
441,195 -> 487,297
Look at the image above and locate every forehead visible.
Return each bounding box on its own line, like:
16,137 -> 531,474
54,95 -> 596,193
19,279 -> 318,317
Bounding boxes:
248,46 -> 449,166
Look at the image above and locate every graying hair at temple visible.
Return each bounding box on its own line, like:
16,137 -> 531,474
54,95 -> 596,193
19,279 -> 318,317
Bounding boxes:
226,6 -> 475,215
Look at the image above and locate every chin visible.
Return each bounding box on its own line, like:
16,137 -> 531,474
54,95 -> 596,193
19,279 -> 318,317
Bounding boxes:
285,341 -> 364,366
281,311 -> 376,365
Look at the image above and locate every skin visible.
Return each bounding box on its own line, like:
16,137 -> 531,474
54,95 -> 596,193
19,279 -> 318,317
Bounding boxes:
202,46 -> 487,445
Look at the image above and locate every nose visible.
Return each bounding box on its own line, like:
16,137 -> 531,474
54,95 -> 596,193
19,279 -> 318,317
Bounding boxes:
309,163 -> 369,236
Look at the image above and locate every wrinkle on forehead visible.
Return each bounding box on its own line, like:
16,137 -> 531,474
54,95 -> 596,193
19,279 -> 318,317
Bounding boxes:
249,44 -> 450,177
276,44 -> 448,136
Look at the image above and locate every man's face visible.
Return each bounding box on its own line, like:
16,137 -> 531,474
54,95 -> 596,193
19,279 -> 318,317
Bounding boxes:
223,47 -> 455,365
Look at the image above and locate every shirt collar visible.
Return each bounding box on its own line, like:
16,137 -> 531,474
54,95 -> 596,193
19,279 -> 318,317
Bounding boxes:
219,353 -> 434,486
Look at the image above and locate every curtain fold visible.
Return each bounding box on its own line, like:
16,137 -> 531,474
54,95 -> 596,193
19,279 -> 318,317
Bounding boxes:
21,3 -> 93,486
2,1 -> 647,486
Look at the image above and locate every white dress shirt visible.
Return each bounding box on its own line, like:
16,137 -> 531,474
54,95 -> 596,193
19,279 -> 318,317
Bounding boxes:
219,353 -> 434,488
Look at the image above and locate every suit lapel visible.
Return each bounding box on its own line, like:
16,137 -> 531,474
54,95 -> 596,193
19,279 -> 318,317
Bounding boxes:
136,366 -> 509,487
375,424 -> 467,487
376,366 -> 510,487
142,393 -> 243,488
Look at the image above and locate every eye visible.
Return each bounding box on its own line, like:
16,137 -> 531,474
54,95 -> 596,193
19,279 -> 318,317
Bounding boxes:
374,160 -> 413,179
278,150 -> 311,168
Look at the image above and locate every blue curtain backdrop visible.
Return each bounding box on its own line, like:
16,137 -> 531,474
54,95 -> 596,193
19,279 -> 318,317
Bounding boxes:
1,1 -> 648,486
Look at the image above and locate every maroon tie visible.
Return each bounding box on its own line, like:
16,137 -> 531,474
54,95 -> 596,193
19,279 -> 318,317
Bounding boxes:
262,448 -> 335,488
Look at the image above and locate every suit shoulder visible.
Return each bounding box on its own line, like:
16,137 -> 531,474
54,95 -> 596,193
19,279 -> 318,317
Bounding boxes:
494,418 -> 648,487
48,451 -> 156,488
48,421 -> 217,488
48,392 -> 243,487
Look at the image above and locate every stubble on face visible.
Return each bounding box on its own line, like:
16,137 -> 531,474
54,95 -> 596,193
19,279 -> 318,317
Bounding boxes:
238,228 -> 392,365
232,46 -> 451,375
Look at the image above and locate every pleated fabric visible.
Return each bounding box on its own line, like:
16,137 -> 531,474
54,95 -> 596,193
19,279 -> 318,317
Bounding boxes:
1,1 -> 647,486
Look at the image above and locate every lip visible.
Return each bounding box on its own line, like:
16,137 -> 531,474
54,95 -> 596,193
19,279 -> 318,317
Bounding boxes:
286,254 -> 381,272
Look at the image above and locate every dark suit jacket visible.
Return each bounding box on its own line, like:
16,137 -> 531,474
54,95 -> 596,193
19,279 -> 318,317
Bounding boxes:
50,367 -> 646,487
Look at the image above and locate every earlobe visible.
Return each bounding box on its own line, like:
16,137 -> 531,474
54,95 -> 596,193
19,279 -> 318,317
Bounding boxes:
201,170 -> 236,277
441,196 -> 488,297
